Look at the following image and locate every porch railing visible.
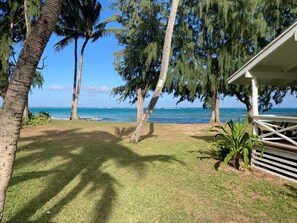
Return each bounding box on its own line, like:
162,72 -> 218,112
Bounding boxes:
253,115 -> 297,151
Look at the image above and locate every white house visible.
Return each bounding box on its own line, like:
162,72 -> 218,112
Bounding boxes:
228,21 -> 297,182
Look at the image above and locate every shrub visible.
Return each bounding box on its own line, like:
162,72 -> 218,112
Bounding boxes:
211,116 -> 262,170
22,111 -> 51,127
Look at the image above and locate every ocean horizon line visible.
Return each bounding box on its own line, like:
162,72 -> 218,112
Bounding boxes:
25,106 -> 297,109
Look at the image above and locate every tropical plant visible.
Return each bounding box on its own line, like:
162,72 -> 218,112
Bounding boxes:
211,116 -> 262,170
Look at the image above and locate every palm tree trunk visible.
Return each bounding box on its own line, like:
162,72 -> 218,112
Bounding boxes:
137,88 -> 144,124
130,0 -> 179,143
70,38 -> 78,120
0,0 -> 63,220
72,38 -> 89,120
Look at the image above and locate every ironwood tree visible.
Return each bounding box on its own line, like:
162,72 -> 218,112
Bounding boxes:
0,0 -> 43,118
112,0 -> 165,123
166,0 -> 297,122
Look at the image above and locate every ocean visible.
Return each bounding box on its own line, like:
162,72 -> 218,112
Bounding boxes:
29,107 -> 297,124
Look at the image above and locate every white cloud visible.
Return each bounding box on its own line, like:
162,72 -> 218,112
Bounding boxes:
83,85 -> 111,94
48,84 -> 111,95
48,85 -> 70,91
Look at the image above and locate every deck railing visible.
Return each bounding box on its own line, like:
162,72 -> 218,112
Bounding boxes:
253,115 -> 297,151
252,115 -> 297,182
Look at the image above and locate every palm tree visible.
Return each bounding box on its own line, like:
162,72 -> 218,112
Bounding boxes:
55,0 -> 84,120
0,0 -> 63,220
55,0 -> 118,120
130,0 -> 180,143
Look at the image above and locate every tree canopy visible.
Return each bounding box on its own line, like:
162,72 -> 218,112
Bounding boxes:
0,0 -> 43,100
165,0 -> 297,121
112,0 -> 167,104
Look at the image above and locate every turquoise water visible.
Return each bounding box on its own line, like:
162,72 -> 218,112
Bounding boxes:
29,107 -> 297,124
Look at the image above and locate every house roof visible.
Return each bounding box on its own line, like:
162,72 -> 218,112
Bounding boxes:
228,21 -> 297,86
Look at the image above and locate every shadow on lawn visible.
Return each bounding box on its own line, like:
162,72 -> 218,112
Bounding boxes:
139,123 -> 156,142
284,184 -> 297,199
189,135 -> 221,170
191,135 -> 214,143
113,123 -> 156,142
8,127 -> 180,223
188,148 -> 222,171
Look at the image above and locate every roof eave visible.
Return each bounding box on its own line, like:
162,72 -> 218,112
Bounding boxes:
228,21 -> 297,84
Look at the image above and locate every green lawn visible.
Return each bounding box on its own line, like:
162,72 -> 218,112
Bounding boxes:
3,120 -> 297,222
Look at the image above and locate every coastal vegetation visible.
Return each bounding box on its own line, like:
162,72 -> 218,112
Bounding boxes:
22,111 -> 51,127
112,0 -> 165,124
112,0 -> 297,123
0,0 -> 297,221
131,0 -> 179,143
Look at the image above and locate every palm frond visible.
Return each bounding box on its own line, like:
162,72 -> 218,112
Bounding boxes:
54,36 -> 73,52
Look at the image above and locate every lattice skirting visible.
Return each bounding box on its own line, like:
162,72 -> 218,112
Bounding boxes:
251,146 -> 297,183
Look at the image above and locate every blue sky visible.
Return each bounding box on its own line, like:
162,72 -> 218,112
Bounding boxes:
0,3 -> 296,108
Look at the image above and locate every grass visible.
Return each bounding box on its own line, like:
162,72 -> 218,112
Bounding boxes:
3,120 -> 297,222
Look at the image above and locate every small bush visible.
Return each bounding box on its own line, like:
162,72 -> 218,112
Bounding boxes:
22,111 -> 51,127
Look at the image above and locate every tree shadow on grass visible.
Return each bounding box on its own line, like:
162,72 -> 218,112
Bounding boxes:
188,148 -> 222,171
6,127 -> 181,223
114,126 -> 135,138
189,135 -> 222,170
113,123 -> 156,143
191,135 -> 214,143
284,184 -> 297,199
139,123 -> 157,142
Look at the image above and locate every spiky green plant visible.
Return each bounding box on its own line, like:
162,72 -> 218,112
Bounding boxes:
211,116 -> 262,170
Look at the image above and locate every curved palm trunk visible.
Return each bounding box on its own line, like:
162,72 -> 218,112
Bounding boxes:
130,0 -> 179,143
72,38 -> 89,120
70,38 -> 78,120
0,0 -> 63,220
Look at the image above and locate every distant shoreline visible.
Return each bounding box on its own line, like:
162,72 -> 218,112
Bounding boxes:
26,106 -> 297,109
24,107 -> 297,124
